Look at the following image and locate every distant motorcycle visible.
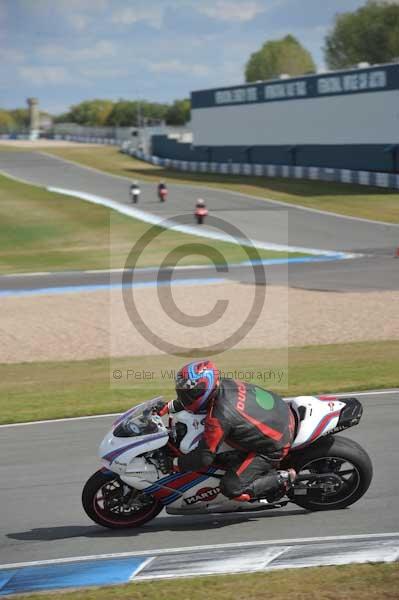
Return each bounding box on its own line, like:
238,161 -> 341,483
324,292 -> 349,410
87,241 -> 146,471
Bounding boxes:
82,394 -> 373,529
195,199 -> 208,224
158,188 -> 168,202
130,185 -> 141,204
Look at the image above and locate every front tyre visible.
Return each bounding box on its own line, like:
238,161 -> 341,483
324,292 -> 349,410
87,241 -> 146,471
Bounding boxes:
288,436 -> 373,511
82,469 -> 163,529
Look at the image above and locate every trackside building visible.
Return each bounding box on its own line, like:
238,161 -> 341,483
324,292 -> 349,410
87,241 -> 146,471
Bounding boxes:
153,63 -> 399,172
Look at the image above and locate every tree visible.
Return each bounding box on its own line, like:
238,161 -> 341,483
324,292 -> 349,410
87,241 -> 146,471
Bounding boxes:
245,35 -> 316,82
325,1 -> 399,69
0,110 -> 16,132
9,108 -> 30,129
165,99 -> 190,125
64,99 -> 113,126
106,100 -> 169,127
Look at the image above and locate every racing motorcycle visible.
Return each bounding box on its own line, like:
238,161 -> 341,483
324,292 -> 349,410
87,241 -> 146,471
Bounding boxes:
82,395 -> 373,529
158,188 -> 168,202
130,185 -> 141,204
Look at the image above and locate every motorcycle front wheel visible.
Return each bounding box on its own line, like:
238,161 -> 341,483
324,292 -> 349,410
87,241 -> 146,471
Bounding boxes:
82,469 -> 163,529
288,436 -> 373,511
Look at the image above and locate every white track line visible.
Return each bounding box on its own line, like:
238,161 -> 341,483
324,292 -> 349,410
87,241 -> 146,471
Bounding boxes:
0,167 -> 356,258
1,533 -> 398,571
48,186 -> 351,258
39,150 -> 399,228
0,389 -> 396,429
0,413 -> 120,429
129,557 -> 155,581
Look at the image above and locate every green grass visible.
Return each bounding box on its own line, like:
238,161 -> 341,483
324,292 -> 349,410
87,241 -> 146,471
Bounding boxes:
0,172 -> 303,274
12,563 -> 399,600
42,145 -> 399,224
2,341 -> 398,424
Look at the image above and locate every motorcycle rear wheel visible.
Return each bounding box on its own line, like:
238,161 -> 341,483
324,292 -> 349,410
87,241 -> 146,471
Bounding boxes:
82,469 -> 163,529
288,436 -> 373,511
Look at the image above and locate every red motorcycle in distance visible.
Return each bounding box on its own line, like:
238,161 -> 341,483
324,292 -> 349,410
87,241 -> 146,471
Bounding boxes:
158,185 -> 168,202
195,199 -> 208,225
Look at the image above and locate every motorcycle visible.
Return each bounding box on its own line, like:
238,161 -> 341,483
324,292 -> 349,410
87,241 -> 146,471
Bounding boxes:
130,187 -> 141,204
82,395 -> 372,529
195,206 -> 208,225
158,188 -> 168,202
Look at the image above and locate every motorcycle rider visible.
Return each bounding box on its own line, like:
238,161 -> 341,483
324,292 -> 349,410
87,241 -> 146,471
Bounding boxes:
166,360 -> 296,502
130,181 -> 140,203
158,181 -> 167,194
194,198 -> 208,224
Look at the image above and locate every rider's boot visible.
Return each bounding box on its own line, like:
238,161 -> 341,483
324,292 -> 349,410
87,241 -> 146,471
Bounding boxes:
235,468 -> 297,502
276,468 -> 297,492
232,493 -> 252,502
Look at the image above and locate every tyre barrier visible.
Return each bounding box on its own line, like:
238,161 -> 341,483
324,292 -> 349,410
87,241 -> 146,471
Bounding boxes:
125,147 -> 399,192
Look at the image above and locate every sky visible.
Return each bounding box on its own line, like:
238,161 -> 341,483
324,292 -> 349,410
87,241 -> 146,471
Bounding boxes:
0,0 -> 377,115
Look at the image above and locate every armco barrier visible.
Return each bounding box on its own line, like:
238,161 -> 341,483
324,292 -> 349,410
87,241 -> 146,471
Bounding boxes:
125,148 -> 399,191
0,133 -> 121,145
5,132 -> 397,190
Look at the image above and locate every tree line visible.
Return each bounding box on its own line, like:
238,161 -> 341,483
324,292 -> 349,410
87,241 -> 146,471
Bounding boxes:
54,98 -> 191,127
0,98 -> 190,132
2,1 -> 399,131
245,1 -> 399,81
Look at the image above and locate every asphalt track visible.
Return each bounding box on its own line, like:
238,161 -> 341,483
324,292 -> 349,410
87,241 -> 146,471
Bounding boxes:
0,151 -> 398,566
0,391 -> 398,565
0,149 -> 398,292
0,150 -> 398,255
1,255 -> 398,294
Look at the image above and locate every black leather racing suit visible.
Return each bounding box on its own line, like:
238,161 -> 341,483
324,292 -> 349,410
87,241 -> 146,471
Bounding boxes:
177,379 -> 295,499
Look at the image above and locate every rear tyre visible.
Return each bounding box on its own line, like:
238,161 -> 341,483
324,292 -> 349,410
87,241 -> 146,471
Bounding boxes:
82,469 -> 163,529
288,436 -> 373,511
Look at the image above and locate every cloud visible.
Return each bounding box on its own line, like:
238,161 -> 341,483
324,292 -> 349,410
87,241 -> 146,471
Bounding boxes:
148,60 -> 210,77
111,6 -> 163,28
79,66 -> 130,79
199,0 -> 270,22
18,66 -> 72,85
38,41 -> 117,62
68,13 -> 89,31
1,48 -> 25,63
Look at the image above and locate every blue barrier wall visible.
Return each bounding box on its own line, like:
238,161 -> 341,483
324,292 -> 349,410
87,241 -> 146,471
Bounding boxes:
151,135 -> 397,172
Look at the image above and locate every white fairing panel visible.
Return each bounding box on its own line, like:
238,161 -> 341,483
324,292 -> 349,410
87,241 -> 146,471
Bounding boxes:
173,411 -> 205,453
99,431 -> 168,473
288,396 -> 345,449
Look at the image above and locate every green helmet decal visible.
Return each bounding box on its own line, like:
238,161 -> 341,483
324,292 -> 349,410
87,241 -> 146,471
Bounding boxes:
255,388 -> 275,410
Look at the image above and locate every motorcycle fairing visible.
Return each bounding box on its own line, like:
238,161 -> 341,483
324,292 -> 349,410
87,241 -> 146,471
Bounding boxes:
287,396 -> 346,449
143,468 -> 220,506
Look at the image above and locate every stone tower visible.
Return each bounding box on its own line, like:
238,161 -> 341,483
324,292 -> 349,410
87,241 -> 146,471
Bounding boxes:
27,97 -> 40,140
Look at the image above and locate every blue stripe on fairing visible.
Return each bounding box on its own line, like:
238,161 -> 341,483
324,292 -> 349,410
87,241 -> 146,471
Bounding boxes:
0,558 -> 148,596
145,467 -> 219,495
102,432 -> 167,463
144,471 -> 186,494
147,468 -> 219,505
162,473 -> 214,505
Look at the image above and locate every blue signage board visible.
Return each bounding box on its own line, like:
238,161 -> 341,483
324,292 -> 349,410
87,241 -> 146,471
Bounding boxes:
191,63 -> 399,109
